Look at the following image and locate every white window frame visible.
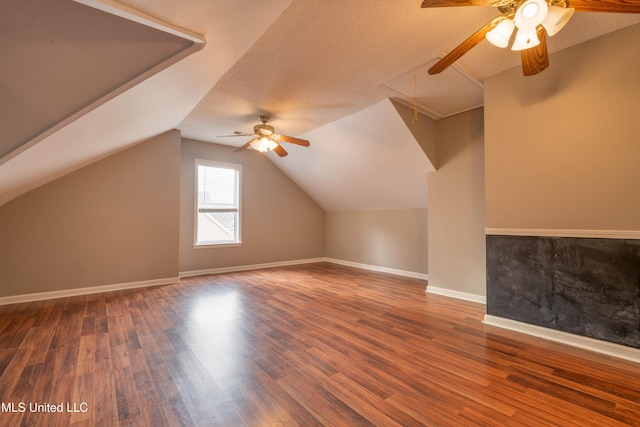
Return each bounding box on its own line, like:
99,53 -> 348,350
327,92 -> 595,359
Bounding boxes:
194,159 -> 242,248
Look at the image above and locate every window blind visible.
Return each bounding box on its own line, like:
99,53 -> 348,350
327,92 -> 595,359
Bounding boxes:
197,165 -> 239,212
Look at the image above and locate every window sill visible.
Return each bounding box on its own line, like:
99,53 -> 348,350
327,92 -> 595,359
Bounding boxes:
193,242 -> 242,249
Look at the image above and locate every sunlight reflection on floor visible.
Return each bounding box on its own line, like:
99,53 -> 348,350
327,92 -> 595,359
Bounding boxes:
187,290 -> 247,382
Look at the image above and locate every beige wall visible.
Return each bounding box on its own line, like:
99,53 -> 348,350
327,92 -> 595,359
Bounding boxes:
391,100 -> 439,170
325,209 -> 428,274
485,24 -> 640,231
428,108 -> 486,296
180,139 -> 325,272
0,131 -> 181,297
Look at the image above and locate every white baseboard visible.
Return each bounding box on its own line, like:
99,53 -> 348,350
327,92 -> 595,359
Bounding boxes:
0,257 -> 427,306
484,315 -> 640,364
323,258 -> 428,281
0,276 -> 180,306
426,285 -> 486,304
181,257 -> 428,281
179,258 -> 326,278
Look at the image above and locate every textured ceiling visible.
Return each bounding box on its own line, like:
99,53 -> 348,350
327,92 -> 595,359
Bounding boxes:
178,1 -> 640,144
1,0 -> 640,210
178,1 -> 496,143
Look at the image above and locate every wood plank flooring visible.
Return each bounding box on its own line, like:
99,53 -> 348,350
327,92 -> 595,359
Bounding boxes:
1,262 -> 640,426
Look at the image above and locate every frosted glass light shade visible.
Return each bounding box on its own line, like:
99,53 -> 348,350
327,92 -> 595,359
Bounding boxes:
514,0 -> 549,29
542,6 -> 574,36
511,27 -> 540,51
486,19 -> 515,48
250,137 -> 278,152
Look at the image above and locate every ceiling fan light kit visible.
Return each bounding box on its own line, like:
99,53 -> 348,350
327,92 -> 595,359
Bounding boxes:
486,18 -> 515,47
421,0 -> 640,76
515,0 -> 549,28
218,114 -> 310,157
250,137 -> 279,152
485,0 -> 571,51
542,5 -> 575,36
511,25 -> 541,50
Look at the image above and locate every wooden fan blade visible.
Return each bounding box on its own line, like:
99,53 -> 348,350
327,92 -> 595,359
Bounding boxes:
234,138 -> 256,152
218,133 -> 254,137
273,143 -> 288,157
521,27 -> 549,76
428,18 -> 498,75
421,0 -> 495,7
567,0 -> 640,13
278,134 -> 310,147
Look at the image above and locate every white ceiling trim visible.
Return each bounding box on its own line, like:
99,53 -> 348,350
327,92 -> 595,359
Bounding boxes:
73,0 -> 205,43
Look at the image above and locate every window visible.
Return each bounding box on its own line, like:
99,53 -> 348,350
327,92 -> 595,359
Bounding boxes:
195,159 -> 241,246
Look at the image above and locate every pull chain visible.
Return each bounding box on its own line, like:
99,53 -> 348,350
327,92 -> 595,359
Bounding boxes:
412,74 -> 419,123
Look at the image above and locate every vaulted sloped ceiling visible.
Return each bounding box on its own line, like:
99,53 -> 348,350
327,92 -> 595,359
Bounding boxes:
0,0 -> 198,160
274,99 -> 435,212
1,0 -> 640,209
0,0 -> 292,206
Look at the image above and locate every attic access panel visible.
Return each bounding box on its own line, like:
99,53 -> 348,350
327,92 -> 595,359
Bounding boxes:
379,58 -> 483,120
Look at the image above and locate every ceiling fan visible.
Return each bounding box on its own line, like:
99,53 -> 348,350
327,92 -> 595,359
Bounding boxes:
421,0 -> 640,76
218,115 -> 310,157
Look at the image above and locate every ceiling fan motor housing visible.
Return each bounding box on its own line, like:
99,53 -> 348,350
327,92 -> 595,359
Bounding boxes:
254,114 -> 275,136
254,124 -> 275,135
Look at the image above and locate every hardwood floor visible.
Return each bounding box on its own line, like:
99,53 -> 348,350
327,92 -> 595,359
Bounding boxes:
1,262 -> 640,426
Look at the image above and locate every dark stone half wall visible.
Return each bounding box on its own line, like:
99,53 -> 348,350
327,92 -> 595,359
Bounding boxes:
486,235 -> 640,349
